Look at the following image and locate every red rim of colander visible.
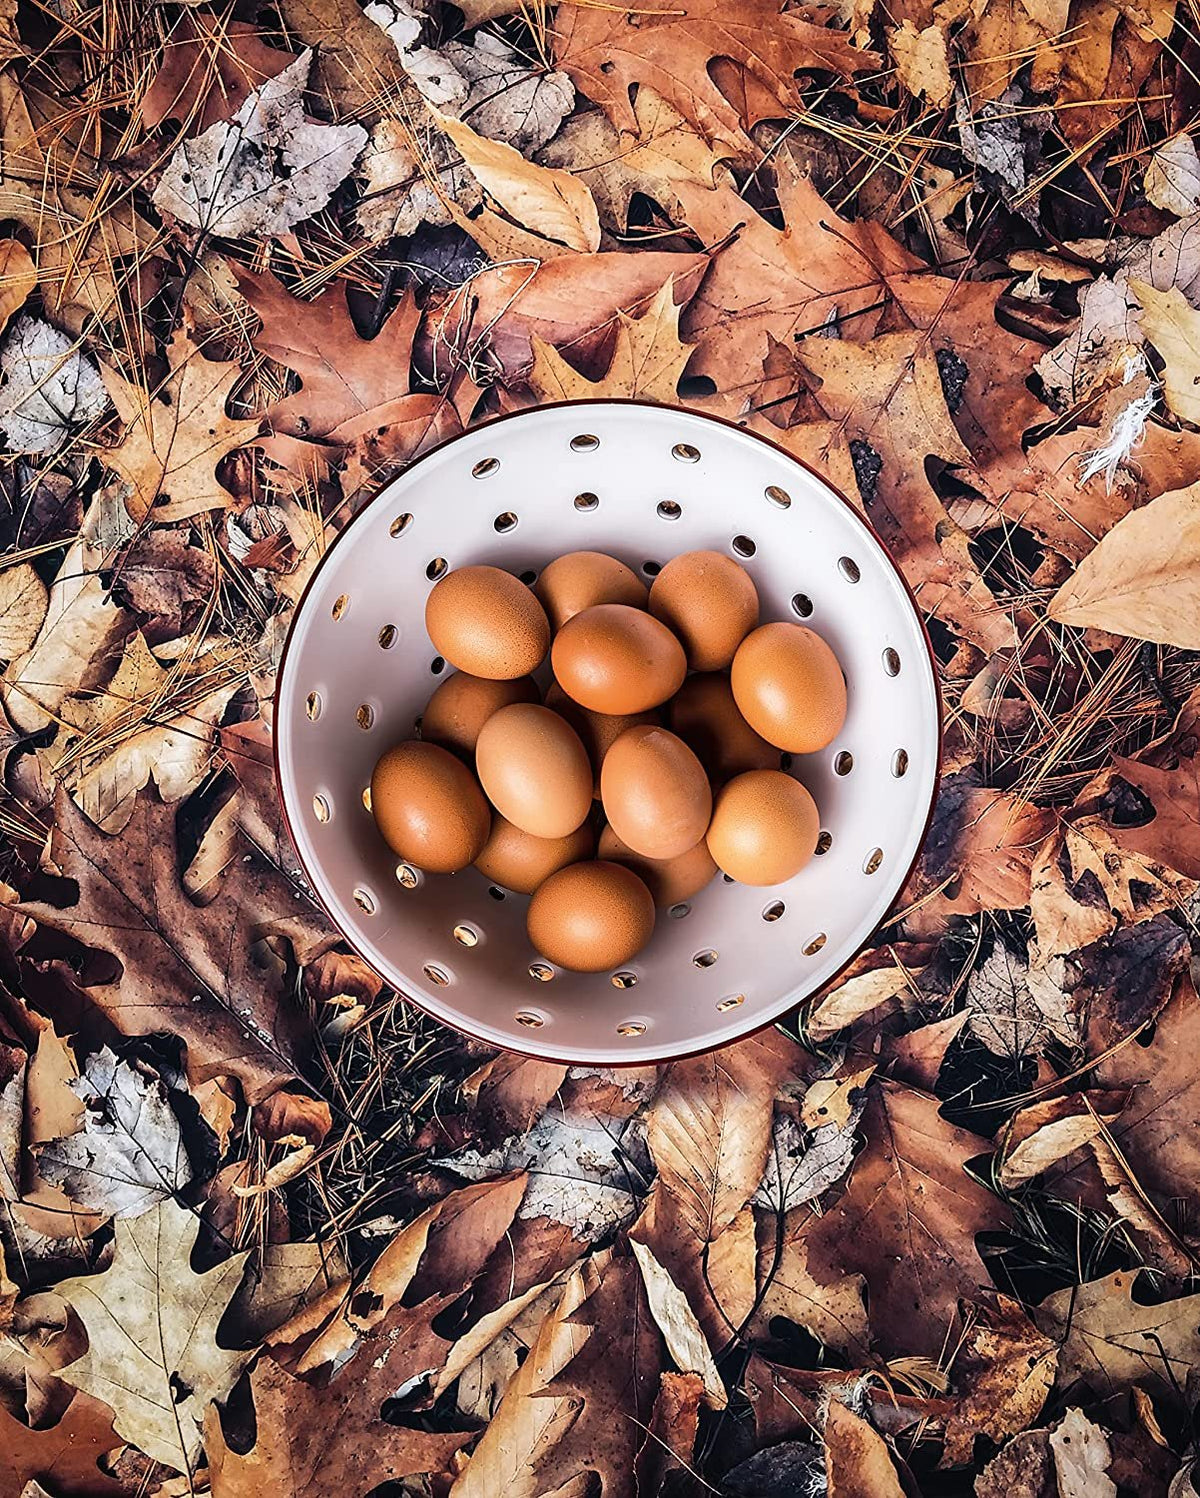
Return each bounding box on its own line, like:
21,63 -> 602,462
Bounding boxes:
272,397 -> 945,1066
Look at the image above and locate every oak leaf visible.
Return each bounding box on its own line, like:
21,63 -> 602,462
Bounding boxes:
0,238 -> 35,334
1049,481 -> 1200,646
56,1196 -> 251,1472
528,277 -> 693,403
555,0 -> 876,145
22,786 -> 333,1103
0,1390 -> 125,1496
101,324 -> 260,523
804,1080 -> 1007,1359
141,12 -> 295,134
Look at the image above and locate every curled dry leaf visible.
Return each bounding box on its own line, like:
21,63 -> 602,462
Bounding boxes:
940,1295 -> 1057,1466
0,238 -> 35,334
629,1238 -> 726,1409
823,1398 -> 906,1497
997,1090 -> 1127,1189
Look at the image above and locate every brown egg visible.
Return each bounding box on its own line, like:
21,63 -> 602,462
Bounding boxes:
421,672 -> 540,758
545,682 -> 656,797
426,565 -> 550,679
370,740 -> 490,873
527,860 -> 655,972
706,770 -> 819,885
600,725 -> 712,861
552,604 -> 686,715
668,673 -> 778,782
649,550 -> 758,670
731,623 -> 847,753
475,815 -> 594,895
475,703 -> 592,839
535,551 -> 648,631
598,825 -> 717,907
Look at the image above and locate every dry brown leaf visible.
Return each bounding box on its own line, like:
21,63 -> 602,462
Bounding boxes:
0,238 -> 35,335
824,1398 -> 905,1497
1132,280 -> 1200,426
141,12 -> 295,134
998,1091 -> 1127,1189
1049,481 -> 1200,646
807,956 -> 920,1040
56,1196 -> 250,1472
629,1238 -> 726,1409
0,563 -> 48,661
0,1389 -> 125,1496
101,325 -> 259,524
891,21 -> 954,105
941,1296 -> 1057,1465
527,277 -> 693,403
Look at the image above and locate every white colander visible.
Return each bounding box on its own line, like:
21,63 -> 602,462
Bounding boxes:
274,401 -> 941,1065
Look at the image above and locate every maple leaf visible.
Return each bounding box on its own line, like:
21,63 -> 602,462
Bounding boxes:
22,786 -> 333,1103
0,1390 -> 125,1497
101,324 -> 260,523
528,277 -> 694,403
56,1196 -> 251,1472
803,1079 -> 1008,1360
555,0 -> 876,145
940,1295 -> 1058,1466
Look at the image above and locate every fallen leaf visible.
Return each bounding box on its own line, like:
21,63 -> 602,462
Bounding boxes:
752,1105 -> 863,1213
0,1390 -> 125,1496
528,277 -> 693,403
807,952 -> 923,1039
636,1370 -> 702,1492
965,944 -> 1076,1061
941,1295 -> 1057,1465
1036,1269 -> 1200,1401
141,12 -> 296,134
0,315 -> 108,455
101,323 -> 260,524
56,1196 -> 251,1472
1145,134 -> 1200,216
23,787 -> 333,1102
432,107 -> 600,252
974,1429 -> 1055,1498
460,1052 -> 567,1139
1049,481 -> 1200,645
891,21 -> 954,106
0,563 -> 47,660
824,1398 -> 906,1497
998,1090 -> 1127,1189
1050,1407 -> 1117,1498
1132,281 -> 1200,427
804,1080 -> 1008,1359
35,1045 -> 192,1219
112,528 -> 216,638
230,1239 -> 348,1344
153,49 -> 367,239
630,1237 -> 726,1409
0,238 -> 35,333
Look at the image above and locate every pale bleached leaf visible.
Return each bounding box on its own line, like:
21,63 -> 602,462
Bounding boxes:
0,562 -> 48,660
630,1238 -> 726,1409
752,1106 -> 862,1214
0,315 -> 108,455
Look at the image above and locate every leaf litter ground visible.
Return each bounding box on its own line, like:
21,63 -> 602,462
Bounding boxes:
1,0 -> 1200,1493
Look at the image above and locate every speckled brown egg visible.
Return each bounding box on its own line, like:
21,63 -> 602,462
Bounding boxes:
600,725 -> 712,861
475,814 -> 594,895
552,604 -> 686,715
668,672 -> 778,782
425,565 -> 550,679
475,703 -> 592,839
545,682 -> 656,797
706,770 -> 819,885
535,551 -> 648,631
421,672 -> 540,758
648,550 -> 758,670
731,622 -> 847,753
598,825 -> 717,907
527,860 -> 655,972
370,740 -> 490,873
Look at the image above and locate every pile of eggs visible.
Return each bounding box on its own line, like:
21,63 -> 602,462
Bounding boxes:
369,550 -> 847,973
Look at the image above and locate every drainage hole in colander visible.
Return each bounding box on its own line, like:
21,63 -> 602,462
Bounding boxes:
765,485 -> 791,509
892,749 -> 909,778
834,750 -> 853,776
426,557 -> 447,581
516,1009 -> 545,1027
378,624 -> 397,649
838,556 -> 861,584
612,971 -> 638,989
672,442 -> 700,463
803,932 -> 827,956
617,1019 -> 647,1036
863,848 -> 883,875
669,902 -> 690,919
722,873 -> 735,883
430,656 -> 446,675
390,512 -> 413,537
305,691 -> 321,720
816,830 -> 833,855
453,924 -> 479,947
693,949 -> 718,968
529,963 -> 555,982
657,500 -> 682,521
791,593 -> 814,618
494,511 -> 518,532
361,786 -> 371,812
312,793 -> 331,822
717,994 -> 745,1012
353,887 -> 376,914
570,433 -> 599,452
762,901 -> 785,922
356,703 -> 375,731
574,491 -> 599,511
883,647 -> 901,676
396,863 -> 420,888
519,569 -> 538,586
331,593 -> 349,620
487,885 -> 507,900
472,457 -> 500,478
643,560 -> 662,577
424,964 -> 451,986
733,535 -> 756,558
